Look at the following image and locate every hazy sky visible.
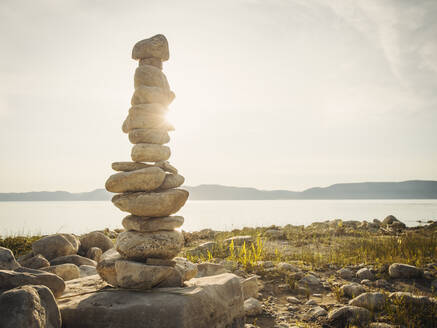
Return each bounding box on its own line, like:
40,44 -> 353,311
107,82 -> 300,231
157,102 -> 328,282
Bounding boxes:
0,0 -> 436,193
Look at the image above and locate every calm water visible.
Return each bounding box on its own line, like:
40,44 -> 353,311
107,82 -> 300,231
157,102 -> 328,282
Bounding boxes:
0,200 -> 436,236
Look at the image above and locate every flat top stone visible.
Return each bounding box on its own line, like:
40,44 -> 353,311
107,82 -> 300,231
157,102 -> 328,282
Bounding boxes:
112,162 -> 155,172
132,34 -> 169,61
58,273 -> 244,328
112,189 -> 188,217
105,166 -> 166,193
60,275 -> 107,299
0,267 -> 66,298
116,230 -> 184,260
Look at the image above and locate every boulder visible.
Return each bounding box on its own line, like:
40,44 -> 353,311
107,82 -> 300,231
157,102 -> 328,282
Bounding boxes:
43,264 -> 80,281
105,167 -> 166,193
0,247 -> 20,270
389,221 -> 406,231
16,252 -> 33,263
32,234 -> 79,261
349,292 -> 386,311
375,279 -> 391,289
158,173 -> 185,190
196,263 -> 228,277
50,255 -> 97,267
131,86 -> 175,106
96,249 -> 120,286
115,260 -> 173,289
305,299 -> 317,305
132,34 -> 169,61
244,297 -> 262,316
277,262 -> 300,272
241,275 -> 258,300
388,291 -> 437,308
128,129 -> 170,145
59,273 -> 244,328
116,230 -> 184,260
18,254 -> 50,269
174,257 -> 198,281
86,247 -> 102,262
303,306 -> 328,321
122,215 -> 184,232
79,265 -> 97,278
79,231 -> 114,253
131,143 -> 171,162
298,274 -> 321,287
337,268 -> 354,280
112,189 -> 189,217
382,215 -> 398,225
388,263 -> 423,279
0,267 -> 65,298
134,65 -> 170,90
356,268 -> 374,280
388,292 -> 437,325
0,285 -> 61,328
328,305 -> 371,327
286,296 -> 300,304
340,283 -> 365,298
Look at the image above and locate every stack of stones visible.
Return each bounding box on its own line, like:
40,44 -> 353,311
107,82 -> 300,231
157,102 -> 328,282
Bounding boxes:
100,35 -> 189,289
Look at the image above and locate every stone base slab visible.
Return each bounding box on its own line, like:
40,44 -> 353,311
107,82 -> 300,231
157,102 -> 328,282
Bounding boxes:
58,273 -> 244,328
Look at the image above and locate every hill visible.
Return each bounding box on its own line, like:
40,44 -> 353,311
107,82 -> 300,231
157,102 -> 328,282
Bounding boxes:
1,180 -> 436,201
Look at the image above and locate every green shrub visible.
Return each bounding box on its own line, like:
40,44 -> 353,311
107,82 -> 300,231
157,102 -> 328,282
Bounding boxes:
0,235 -> 42,257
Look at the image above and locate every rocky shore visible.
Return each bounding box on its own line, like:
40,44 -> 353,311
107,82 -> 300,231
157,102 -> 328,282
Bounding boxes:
0,215 -> 436,327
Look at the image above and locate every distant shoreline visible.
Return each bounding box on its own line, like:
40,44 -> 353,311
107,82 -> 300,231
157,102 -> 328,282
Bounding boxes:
1,180 -> 437,201
2,198 -> 437,202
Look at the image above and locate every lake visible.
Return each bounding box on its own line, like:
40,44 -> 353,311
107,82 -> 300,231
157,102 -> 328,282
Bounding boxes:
1,199 -> 436,236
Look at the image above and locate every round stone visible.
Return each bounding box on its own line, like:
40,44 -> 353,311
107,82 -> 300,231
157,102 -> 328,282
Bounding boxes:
128,129 -> 170,145
96,249 -> 121,286
122,111 -> 173,133
131,144 -> 171,162
112,189 -> 188,217
132,34 -> 169,61
122,215 -> 184,232
131,86 -> 175,106
116,230 -> 184,260
134,65 -> 170,90
105,167 -> 166,193
158,174 -> 184,190
115,260 -> 173,289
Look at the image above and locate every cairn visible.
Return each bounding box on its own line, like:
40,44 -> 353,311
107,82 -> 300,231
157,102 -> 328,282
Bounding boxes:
100,34 -> 189,289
